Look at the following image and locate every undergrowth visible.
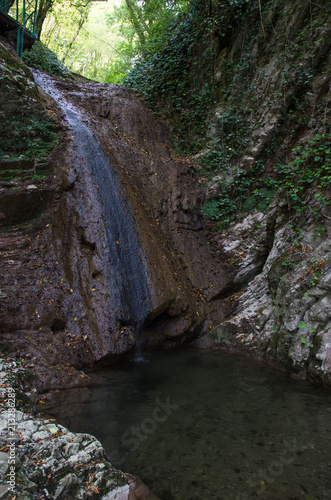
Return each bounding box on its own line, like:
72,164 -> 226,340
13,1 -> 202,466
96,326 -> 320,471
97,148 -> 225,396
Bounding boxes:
0,116 -> 60,162
202,132 -> 331,221
22,42 -> 69,78
125,0 -> 330,223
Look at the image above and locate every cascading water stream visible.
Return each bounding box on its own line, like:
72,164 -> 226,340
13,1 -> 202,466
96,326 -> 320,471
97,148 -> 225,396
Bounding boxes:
33,72 -> 151,348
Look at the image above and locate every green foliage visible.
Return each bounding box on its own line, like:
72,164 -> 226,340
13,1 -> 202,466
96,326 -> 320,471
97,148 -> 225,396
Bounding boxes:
41,0 -> 120,82
200,131 -> 330,221
273,133 -> 331,212
22,42 -> 69,77
120,0 -> 190,52
0,115 -> 59,161
125,1 -> 219,153
310,270 -> 322,287
202,130 -> 330,221
202,199 -> 222,220
39,0 -> 191,83
202,157 -> 277,221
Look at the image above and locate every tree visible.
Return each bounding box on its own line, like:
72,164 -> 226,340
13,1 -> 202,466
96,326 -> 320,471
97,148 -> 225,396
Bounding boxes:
109,0 -> 191,58
35,0 -> 56,37
125,0 -> 147,48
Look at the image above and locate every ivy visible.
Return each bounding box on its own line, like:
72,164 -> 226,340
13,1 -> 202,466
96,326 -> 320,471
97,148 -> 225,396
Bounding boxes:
272,133 -> 331,211
202,132 -> 330,221
124,0 -> 329,224
22,42 -> 69,78
125,1 -> 223,154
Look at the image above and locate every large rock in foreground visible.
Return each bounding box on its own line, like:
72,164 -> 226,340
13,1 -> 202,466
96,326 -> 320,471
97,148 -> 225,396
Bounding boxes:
0,358 -> 158,499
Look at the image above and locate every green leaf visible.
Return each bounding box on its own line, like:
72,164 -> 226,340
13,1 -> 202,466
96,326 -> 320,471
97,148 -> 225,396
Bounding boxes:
301,338 -> 307,344
298,321 -> 306,328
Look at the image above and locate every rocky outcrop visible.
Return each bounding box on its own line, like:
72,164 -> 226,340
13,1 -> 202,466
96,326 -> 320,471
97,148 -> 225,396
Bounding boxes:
197,191 -> 331,386
0,358 -> 158,499
174,0 -> 331,387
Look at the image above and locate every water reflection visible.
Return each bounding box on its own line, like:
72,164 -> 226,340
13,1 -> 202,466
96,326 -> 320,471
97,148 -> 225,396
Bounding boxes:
44,349 -> 331,500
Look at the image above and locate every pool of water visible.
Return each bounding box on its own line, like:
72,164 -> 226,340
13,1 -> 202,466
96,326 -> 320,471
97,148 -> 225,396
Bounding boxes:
44,349 -> 331,500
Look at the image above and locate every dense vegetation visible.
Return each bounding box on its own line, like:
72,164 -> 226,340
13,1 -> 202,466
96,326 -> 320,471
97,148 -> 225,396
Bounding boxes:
124,0 -> 330,222
22,41 -> 69,78
23,0 -> 331,223
39,0 -> 190,83
0,44 -> 60,163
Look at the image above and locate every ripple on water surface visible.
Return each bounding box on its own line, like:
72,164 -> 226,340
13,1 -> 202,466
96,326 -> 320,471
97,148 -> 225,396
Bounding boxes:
45,349 -> 331,500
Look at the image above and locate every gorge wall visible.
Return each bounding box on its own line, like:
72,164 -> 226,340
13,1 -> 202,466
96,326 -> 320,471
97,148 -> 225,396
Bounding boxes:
0,40 -> 231,393
0,0 -> 330,395
0,1 -> 331,497
191,0 -> 331,387
123,0 -> 331,387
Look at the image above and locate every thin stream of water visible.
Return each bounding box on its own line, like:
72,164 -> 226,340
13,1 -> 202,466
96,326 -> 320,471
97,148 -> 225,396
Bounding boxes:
33,71 -> 151,327
44,349 -> 331,500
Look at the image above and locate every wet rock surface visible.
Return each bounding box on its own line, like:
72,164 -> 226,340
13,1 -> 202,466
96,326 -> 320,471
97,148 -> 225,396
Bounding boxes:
37,74 -> 232,349
0,44 -> 232,392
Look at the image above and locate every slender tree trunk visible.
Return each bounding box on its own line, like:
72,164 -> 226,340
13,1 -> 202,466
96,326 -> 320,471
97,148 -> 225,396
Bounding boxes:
125,0 -> 146,48
62,10 -> 88,63
35,0 -> 55,37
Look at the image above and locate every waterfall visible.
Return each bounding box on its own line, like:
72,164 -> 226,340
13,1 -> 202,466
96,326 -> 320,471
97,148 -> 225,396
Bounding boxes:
33,72 -> 151,332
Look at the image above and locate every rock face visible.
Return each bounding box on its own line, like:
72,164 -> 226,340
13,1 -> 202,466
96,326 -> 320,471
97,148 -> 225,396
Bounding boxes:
0,43 -> 232,391
180,0 -> 331,387
197,192 -> 331,386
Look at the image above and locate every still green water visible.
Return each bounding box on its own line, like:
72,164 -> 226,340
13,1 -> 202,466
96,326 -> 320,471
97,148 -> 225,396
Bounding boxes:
46,349 -> 331,499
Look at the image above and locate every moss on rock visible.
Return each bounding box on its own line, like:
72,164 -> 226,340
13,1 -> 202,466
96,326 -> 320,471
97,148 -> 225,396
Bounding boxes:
0,41 -> 60,161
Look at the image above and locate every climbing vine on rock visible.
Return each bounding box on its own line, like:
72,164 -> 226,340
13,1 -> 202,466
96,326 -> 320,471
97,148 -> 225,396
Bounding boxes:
125,0 -> 330,223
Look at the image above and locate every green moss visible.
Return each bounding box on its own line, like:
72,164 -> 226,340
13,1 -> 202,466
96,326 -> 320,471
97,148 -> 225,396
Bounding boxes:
0,45 -> 61,161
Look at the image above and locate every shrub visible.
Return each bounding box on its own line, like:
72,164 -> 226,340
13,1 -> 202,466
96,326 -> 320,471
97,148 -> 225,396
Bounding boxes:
23,42 -> 69,77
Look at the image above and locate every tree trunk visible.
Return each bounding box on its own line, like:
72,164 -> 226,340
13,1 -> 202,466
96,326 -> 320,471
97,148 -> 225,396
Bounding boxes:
125,0 -> 146,48
35,0 -> 55,38
62,10 -> 88,63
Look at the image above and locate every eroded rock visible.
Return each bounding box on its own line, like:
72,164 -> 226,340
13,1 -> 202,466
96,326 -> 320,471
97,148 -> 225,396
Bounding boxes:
197,193 -> 331,386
